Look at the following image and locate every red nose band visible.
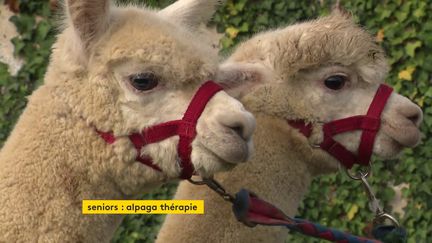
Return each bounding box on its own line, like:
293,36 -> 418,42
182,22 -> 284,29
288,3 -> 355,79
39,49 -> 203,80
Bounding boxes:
97,81 -> 224,179
288,84 -> 393,168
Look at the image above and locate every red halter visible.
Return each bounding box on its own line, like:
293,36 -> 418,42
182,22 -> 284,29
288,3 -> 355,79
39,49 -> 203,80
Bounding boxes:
288,84 -> 393,169
97,81 -> 224,179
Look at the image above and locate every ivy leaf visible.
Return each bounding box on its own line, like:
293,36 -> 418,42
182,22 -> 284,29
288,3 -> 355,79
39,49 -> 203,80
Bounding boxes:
10,37 -> 25,57
239,22 -> 249,32
256,12 -> 269,25
405,41 -> 422,58
394,10 -> 408,22
220,36 -> 234,49
376,28 -> 385,42
413,2 -> 426,19
379,9 -> 392,20
234,0 -> 246,11
225,27 -> 240,39
36,21 -> 50,41
398,66 -> 416,81
347,204 -> 359,220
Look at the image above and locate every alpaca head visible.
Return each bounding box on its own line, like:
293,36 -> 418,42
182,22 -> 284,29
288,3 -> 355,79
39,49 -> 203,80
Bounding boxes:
220,11 -> 422,175
46,0 -> 257,193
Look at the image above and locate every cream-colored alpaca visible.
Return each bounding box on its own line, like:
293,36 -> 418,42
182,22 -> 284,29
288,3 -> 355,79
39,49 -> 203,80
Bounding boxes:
156,12 -> 423,243
0,0 -> 262,242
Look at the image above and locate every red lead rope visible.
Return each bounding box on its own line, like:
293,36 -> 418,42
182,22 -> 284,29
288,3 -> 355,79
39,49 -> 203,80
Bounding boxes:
97,81 -> 224,179
288,84 -> 393,168
232,189 -> 384,243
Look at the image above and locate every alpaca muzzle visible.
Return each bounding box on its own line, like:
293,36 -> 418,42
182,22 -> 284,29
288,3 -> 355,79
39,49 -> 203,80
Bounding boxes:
97,81 -> 224,179
288,84 -> 393,169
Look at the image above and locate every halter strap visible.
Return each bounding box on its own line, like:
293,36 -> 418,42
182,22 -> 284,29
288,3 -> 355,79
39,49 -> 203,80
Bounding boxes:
178,81 -> 224,179
97,81 -> 223,179
288,84 -> 393,168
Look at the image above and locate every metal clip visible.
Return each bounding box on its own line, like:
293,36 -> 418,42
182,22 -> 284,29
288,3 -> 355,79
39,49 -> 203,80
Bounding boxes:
346,169 -> 400,228
188,176 -> 208,186
359,172 -> 383,215
188,176 -> 235,203
373,212 -> 400,227
345,164 -> 371,180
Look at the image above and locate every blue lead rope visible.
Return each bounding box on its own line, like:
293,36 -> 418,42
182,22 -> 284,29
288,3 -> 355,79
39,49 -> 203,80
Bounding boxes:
372,225 -> 407,243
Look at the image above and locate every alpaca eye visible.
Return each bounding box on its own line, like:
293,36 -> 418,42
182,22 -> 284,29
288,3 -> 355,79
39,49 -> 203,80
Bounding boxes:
324,75 -> 347,90
129,73 -> 159,91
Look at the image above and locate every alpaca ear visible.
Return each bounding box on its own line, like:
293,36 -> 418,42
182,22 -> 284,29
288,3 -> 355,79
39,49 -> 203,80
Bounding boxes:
159,0 -> 224,29
330,2 -> 353,19
66,0 -> 110,50
216,62 -> 273,98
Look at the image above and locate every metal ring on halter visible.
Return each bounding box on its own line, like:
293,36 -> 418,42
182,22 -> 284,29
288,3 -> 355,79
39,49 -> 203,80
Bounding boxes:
373,212 -> 400,227
345,164 -> 372,180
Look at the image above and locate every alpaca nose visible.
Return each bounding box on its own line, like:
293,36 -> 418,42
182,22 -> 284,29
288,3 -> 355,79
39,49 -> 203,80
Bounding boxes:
408,112 -> 422,127
219,111 -> 256,141
399,103 -> 423,127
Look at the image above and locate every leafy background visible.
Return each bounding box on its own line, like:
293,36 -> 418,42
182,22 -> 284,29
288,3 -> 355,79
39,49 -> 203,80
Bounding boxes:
0,0 -> 430,242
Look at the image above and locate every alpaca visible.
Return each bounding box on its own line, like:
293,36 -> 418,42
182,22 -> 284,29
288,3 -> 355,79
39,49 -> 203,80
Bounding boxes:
0,0 -> 263,242
156,12 -> 423,243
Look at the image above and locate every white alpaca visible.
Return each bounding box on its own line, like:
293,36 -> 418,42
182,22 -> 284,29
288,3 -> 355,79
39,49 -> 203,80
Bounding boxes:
0,0 -> 263,242
156,12 -> 423,243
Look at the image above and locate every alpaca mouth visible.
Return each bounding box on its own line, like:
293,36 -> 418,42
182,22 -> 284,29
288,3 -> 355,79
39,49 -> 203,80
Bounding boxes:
382,123 -> 422,148
209,140 -> 251,164
195,119 -> 254,165
201,131 -> 252,164
370,124 -> 421,161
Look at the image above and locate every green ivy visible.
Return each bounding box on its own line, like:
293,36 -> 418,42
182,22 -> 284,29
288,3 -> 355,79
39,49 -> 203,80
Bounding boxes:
1,1 -> 431,243
213,0 -> 326,54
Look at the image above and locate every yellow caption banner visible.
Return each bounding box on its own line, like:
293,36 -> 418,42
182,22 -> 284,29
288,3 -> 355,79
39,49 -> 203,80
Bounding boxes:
82,200 -> 204,214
